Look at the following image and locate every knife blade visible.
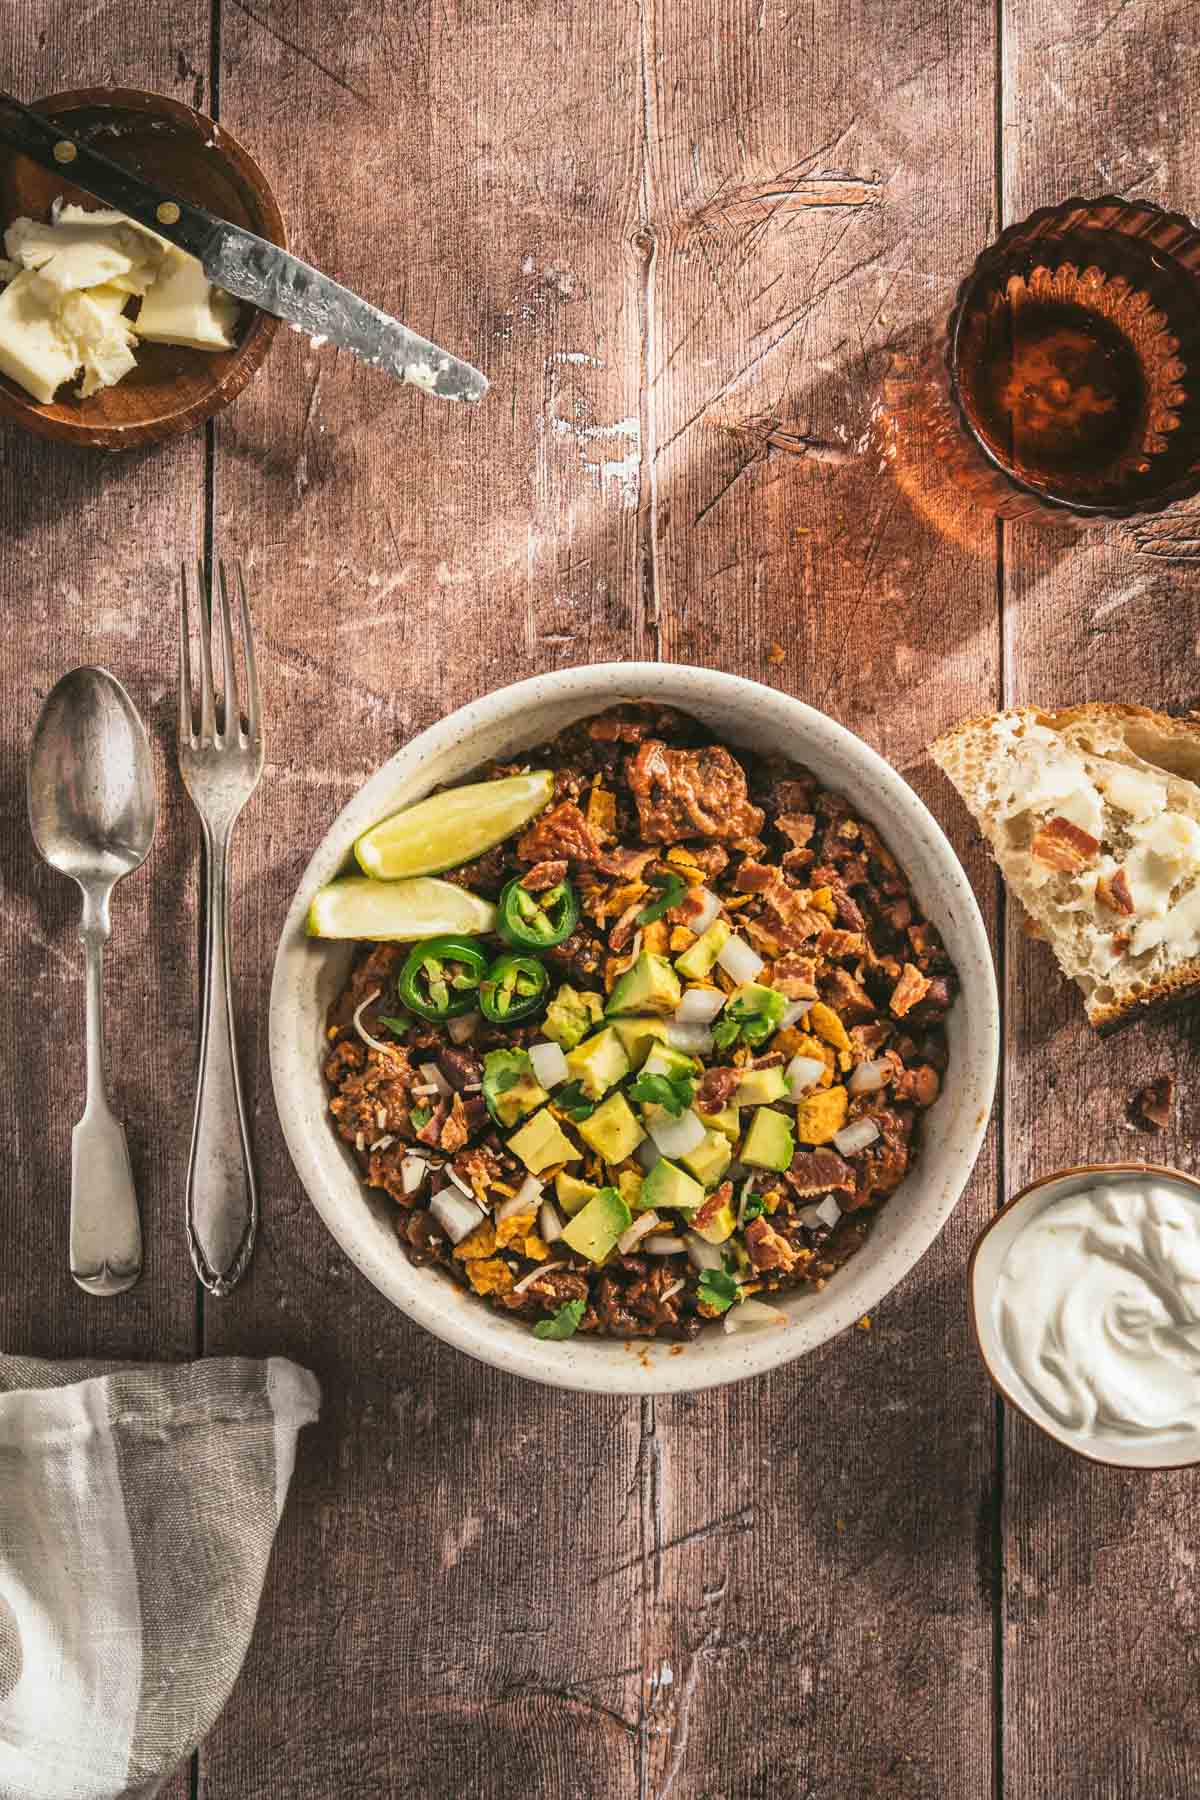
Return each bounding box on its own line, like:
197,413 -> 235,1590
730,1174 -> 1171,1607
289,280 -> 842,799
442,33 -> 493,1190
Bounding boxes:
0,90 -> 489,403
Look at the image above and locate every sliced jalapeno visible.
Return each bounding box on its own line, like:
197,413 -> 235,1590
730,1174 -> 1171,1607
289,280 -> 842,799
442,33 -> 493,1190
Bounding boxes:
398,935 -> 488,1021
479,952 -> 551,1023
497,876 -> 579,951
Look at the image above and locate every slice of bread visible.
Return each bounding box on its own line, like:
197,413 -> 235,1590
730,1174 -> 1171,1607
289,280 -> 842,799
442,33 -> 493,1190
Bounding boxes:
930,704 -> 1200,1031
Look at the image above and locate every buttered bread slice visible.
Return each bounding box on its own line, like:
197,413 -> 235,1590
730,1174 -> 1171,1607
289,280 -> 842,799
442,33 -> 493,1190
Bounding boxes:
930,705 -> 1200,1030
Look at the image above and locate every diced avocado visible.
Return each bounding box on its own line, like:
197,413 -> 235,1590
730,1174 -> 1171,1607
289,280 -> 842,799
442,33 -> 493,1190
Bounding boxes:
693,1197 -> 737,1245
508,1107 -> 581,1174
564,1026 -> 630,1100
482,1048 -> 548,1129
561,1185 -> 632,1264
641,1157 -> 706,1215
641,1043 -> 702,1084
722,982 -> 787,1047
742,1108 -> 795,1173
696,1101 -> 741,1141
556,1171 -> 599,1217
681,1129 -> 733,1187
674,921 -> 731,980
736,1064 -> 789,1106
606,952 -> 682,1018
576,1091 -> 645,1164
611,1015 -> 669,1068
617,1169 -> 644,1213
543,984 -> 604,1052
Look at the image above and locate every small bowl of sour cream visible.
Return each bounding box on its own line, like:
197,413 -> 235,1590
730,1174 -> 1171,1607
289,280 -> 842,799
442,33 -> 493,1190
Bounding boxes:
969,1163 -> 1200,1470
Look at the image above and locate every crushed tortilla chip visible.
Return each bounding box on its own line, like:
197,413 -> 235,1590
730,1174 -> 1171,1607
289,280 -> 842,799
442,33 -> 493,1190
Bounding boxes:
670,925 -> 696,952
642,919 -> 669,954
495,1208 -> 536,1249
523,1232 -> 551,1261
586,787 -> 617,840
794,1084 -> 849,1144
491,1180 -> 517,1199
465,1257 -> 515,1296
809,886 -> 836,919
808,1002 -> 851,1053
762,1188 -> 782,1213
453,1221 -> 498,1260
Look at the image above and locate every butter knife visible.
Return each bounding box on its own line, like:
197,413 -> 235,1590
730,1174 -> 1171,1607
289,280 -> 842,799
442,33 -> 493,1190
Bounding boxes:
0,90 -> 489,402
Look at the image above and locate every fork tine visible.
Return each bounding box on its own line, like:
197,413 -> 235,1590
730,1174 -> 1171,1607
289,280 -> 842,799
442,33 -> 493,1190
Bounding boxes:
178,561 -> 194,746
195,558 -> 217,746
216,561 -> 238,740
235,562 -> 262,745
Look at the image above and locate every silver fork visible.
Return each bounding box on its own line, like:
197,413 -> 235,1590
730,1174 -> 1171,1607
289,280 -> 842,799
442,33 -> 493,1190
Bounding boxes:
178,560 -> 264,1295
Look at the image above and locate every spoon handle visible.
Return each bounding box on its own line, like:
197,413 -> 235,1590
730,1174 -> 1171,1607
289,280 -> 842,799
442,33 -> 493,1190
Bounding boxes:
71,930 -> 143,1296
185,830 -> 257,1295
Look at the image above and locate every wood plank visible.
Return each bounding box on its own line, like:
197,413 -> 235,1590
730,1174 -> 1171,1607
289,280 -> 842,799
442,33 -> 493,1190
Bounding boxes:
202,2 -> 647,1792
0,10 -> 211,1799
1001,4 -> 1200,1796
638,1 -> 1002,1794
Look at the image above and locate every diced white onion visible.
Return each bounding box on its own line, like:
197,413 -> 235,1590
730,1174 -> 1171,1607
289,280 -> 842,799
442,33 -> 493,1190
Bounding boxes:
399,1154 -> 427,1196
848,1058 -> 890,1096
352,988 -> 392,1052
497,1175 -> 543,1222
512,1260 -> 566,1295
801,1194 -> 842,1230
664,1021 -> 715,1056
368,1134 -> 395,1153
635,1137 -> 662,1173
688,888 -> 722,934
409,1083 -> 440,1098
447,1010 -> 480,1044
833,1118 -> 881,1156
716,935 -> 764,984
647,1107 -> 707,1159
419,1061 -> 452,1099
429,1187 -> 485,1244
786,1054 -> 826,1100
674,986 -> 727,1026
724,1298 -> 788,1333
446,1168 -> 475,1198
661,1279 -> 686,1302
539,1199 -> 564,1243
618,1211 -> 661,1255
685,1233 -> 724,1271
644,1234 -> 687,1255
529,1040 -> 570,1088
779,998 -> 814,1028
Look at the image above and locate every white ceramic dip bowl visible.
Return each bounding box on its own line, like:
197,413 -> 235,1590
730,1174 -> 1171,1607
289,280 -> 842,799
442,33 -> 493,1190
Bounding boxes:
970,1162 -> 1200,1470
270,663 -> 999,1394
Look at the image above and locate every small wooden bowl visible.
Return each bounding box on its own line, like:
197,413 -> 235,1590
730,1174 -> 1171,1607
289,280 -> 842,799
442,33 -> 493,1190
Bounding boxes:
0,87 -> 285,450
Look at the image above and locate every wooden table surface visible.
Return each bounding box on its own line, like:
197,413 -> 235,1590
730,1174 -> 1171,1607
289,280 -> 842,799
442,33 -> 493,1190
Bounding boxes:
3,2 -> 1199,1795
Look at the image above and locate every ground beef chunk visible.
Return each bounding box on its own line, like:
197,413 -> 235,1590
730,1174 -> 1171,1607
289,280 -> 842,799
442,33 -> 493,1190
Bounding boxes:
436,1046 -> 483,1091
905,974 -> 955,1025
443,843 -> 509,897
324,1038 -> 365,1083
587,704 -> 692,744
696,1065 -> 742,1112
608,898 -> 646,953
821,966 -> 876,1023
776,812 -> 815,849
685,844 -> 729,880
545,925 -> 606,984
848,1020 -> 892,1057
744,1217 -> 801,1272
784,1149 -> 857,1197
759,776 -> 816,818
593,845 -> 658,880
402,1209 -> 444,1266
327,1046 -> 415,1146
627,741 -> 765,843
521,858 -> 569,892
501,1268 -> 589,1313
846,1106 -> 914,1207
891,1064 -> 941,1107
517,801 -> 604,865
415,1099 -> 448,1147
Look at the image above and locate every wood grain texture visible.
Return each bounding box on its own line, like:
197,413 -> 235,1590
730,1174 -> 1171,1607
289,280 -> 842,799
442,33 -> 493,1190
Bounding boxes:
0,15 -> 209,1800
999,4 -> 1200,1797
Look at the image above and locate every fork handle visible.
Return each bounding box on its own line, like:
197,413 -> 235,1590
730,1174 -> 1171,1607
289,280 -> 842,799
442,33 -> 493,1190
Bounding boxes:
186,826 -> 257,1295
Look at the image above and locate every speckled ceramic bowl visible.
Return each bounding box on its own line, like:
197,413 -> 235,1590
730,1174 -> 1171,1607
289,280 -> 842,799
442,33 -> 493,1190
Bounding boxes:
270,665 -> 999,1394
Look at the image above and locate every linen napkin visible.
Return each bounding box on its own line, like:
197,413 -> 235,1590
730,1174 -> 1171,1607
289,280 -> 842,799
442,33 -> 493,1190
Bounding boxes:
0,1352 -> 320,1800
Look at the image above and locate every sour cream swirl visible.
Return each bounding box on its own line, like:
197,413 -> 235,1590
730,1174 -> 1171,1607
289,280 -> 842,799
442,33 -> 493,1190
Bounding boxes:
995,1178 -> 1200,1443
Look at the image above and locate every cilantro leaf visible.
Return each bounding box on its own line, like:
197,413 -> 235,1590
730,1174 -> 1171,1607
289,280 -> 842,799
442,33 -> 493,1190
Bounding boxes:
493,1069 -> 520,1095
741,1192 -> 766,1224
638,870 -> 689,925
534,1298 -> 587,1340
628,1070 -> 694,1116
711,983 -> 786,1050
556,1080 -> 597,1121
696,1267 -> 740,1313
711,1016 -> 741,1050
409,1105 -> 433,1131
377,1013 -> 411,1039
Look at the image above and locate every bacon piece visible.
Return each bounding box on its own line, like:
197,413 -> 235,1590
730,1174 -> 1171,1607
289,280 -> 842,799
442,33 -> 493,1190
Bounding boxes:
520,858 -> 568,892
516,801 -> 604,865
744,1216 -> 800,1272
766,952 -> 820,999
1097,866 -> 1135,915
735,861 -> 776,893
890,962 -> 932,1018
776,812 -> 815,848
783,1148 -> 856,1198
696,1065 -> 741,1112
1030,816 -> 1101,873
626,740 -> 765,844
691,1181 -> 734,1234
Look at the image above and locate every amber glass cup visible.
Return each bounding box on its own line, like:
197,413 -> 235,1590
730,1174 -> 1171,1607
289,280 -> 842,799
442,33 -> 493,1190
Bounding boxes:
934,197 -> 1200,524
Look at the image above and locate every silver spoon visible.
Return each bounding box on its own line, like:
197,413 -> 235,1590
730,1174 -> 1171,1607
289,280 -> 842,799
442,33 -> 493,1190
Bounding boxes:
28,667 -> 157,1295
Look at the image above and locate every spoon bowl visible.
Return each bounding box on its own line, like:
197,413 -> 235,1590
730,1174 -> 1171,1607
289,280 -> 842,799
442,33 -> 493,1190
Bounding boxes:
28,666 -> 157,1294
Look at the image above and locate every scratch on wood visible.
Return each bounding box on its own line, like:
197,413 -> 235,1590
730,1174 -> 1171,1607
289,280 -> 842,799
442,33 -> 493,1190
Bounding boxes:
654,1629 -> 718,1800
682,175 -> 882,236
636,0 -> 662,650
226,0 -> 372,105
709,411 -> 853,466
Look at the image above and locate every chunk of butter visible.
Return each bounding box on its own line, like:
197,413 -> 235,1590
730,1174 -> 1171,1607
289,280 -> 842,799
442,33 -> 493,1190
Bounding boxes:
133,247 -> 238,351
0,200 -> 239,403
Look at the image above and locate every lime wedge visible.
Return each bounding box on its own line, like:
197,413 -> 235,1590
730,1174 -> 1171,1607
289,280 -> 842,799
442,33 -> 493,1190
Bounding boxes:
353,770 -> 554,880
306,877 -> 497,941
